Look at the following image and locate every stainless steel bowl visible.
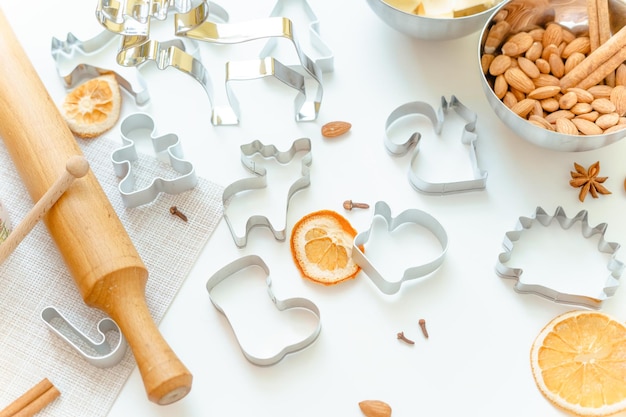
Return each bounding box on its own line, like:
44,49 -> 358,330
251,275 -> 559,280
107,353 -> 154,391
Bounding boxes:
366,0 -> 504,40
478,0 -> 626,152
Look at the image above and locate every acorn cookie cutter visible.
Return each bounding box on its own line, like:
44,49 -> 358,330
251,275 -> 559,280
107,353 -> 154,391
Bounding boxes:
51,30 -> 150,106
496,206 -> 624,309
41,306 -> 127,368
260,0 -> 334,72
111,112 -> 198,208
384,96 -> 488,194
352,201 -> 448,295
206,254 -> 321,366
222,138 -> 312,248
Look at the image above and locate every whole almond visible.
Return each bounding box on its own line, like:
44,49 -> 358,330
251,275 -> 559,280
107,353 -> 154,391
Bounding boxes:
542,23 -> 563,48
561,36 -> 591,58
502,32 -> 534,56
359,400 -> 392,417
596,112 -> 620,129
494,74 -> 509,99
528,85 -> 561,99
564,52 -> 585,74
481,54 -> 495,74
558,91 -> 578,109
489,54 -> 512,76
603,124 -> 626,133
535,58 -> 551,74
541,44 -> 560,61
529,27 -> 545,41
576,110 -> 600,122
529,114 -> 555,130
548,53 -> 565,78
525,41 -> 543,61
503,91 -> 518,108
511,98 -> 537,117
587,85 -> 613,99
541,97 -> 560,112
591,98 -> 616,114
572,118 -> 603,135
321,121 -> 351,137
566,87 -> 594,103
610,85 -> 626,116
533,73 -> 560,88
570,102 -> 593,115
504,67 -> 535,94
517,56 -> 540,78
616,63 -> 626,86
545,109 -> 575,123
555,117 -> 579,134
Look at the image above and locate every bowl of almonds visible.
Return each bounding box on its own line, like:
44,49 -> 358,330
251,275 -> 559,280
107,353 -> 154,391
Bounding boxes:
479,0 -> 626,151
367,0 -> 505,40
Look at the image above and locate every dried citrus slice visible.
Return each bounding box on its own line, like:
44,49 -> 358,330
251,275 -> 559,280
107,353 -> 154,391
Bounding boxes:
61,73 -> 121,138
530,310 -> 626,417
290,210 -> 361,285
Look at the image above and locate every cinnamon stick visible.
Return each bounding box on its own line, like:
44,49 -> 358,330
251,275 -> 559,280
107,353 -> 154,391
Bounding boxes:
0,379 -> 60,417
586,0 -> 615,84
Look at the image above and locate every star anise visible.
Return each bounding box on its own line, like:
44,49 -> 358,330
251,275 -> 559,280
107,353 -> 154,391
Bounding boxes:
569,161 -> 611,202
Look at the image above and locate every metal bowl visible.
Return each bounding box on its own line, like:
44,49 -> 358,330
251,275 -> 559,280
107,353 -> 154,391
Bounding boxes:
478,0 -> 626,152
366,0 -> 504,40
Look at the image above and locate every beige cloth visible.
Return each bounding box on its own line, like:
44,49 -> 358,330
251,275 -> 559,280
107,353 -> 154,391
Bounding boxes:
0,136 -> 223,416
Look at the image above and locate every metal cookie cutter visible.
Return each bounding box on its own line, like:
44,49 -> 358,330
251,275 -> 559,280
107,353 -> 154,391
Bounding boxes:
41,306 -> 127,368
496,206 -> 624,309
352,201 -> 448,295
260,0 -> 334,72
51,30 -> 150,106
384,96 -> 488,194
174,2 -> 323,123
111,112 -> 198,207
206,255 -> 321,366
223,138 -> 312,248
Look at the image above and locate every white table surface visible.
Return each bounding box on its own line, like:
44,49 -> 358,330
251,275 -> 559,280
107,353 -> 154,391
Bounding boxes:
3,0 -> 626,416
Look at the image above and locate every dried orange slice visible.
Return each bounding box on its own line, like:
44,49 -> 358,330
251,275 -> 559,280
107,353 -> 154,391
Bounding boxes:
61,74 -> 121,138
290,210 -> 361,285
530,310 -> 626,417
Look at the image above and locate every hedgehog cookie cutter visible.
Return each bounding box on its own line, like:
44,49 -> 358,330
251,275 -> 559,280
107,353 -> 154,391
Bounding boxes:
496,206 -> 624,309
352,201 -> 448,295
206,254 -> 321,366
222,138 -> 312,248
384,96 -> 488,194
111,112 -> 198,207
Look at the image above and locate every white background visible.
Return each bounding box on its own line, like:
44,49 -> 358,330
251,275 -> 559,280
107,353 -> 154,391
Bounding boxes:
2,0 -> 626,416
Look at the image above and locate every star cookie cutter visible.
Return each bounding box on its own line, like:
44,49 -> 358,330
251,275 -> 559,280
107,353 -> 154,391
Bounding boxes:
260,0 -> 334,73
41,306 -> 127,368
51,30 -> 150,106
384,96 -> 488,194
222,138 -> 312,248
111,112 -> 198,207
352,201 -> 448,295
206,255 -> 321,366
495,206 -> 624,309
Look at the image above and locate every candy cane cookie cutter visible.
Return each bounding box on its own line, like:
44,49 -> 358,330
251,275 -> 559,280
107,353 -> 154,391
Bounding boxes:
111,112 -> 198,207
384,96 -> 488,194
496,206 -> 624,309
41,306 -> 127,368
206,255 -> 321,366
352,201 -> 448,295
222,138 -> 312,248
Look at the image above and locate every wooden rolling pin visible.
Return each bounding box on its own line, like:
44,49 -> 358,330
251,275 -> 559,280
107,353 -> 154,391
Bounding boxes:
0,8 -> 192,405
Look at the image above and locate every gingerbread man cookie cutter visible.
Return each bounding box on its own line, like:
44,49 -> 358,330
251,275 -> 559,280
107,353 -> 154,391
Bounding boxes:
496,206 -> 624,309
206,255 -> 321,366
384,96 -> 488,194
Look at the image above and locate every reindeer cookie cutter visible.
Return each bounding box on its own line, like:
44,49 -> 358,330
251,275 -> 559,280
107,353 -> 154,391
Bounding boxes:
96,0 -> 323,125
41,306 -> 127,368
496,206 -> 624,309
222,138 -> 312,248
111,113 -> 198,207
384,96 -> 488,194
352,201 -> 448,295
206,254 -> 321,366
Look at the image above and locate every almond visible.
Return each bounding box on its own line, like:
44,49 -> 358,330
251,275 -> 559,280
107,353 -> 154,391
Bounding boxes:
561,36 -> 591,58
529,114 -> 555,130
541,44 -> 560,61
502,91 -> 518,108
576,110 -> 600,122
511,98 -> 537,117
321,121 -> 351,137
535,58 -> 551,74
528,85 -> 561,100
494,74 -> 509,99
591,98 -> 616,114
567,87 -> 594,103
564,52 -> 585,74
572,118 -> 603,135
610,85 -> 626,116
504,67 -> 535,94
558,91 -> 578,109
517,56 -> 540,78
489,54 -> 512,76
545,109 -> 575,123
525,41 -> 543,61
502,32 -> 534,56
481,54 -> 495,74
542,23 -> 563,48
533,73 -> 560,88
596,112 -> 620,129
603,124 -> 626,133
541,97 -> 560,112
555,117 -> 579,134
570,102 -> 593,115
359,400 -> 392,417
616,63 -> 626,86
548,53 -> 565,78
484,20 -> 511,54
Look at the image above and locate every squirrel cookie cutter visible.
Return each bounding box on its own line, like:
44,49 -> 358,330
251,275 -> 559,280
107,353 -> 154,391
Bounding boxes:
41,306 -> 127,368
495,206 -> 624,309
352,201 -> 448,295
51,30 -> 150,106
206,255 -> 321,366
111,112 -> 198,208
384,96 -> 488,194
96,0 -> 323,125
222,138 -> 312,248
